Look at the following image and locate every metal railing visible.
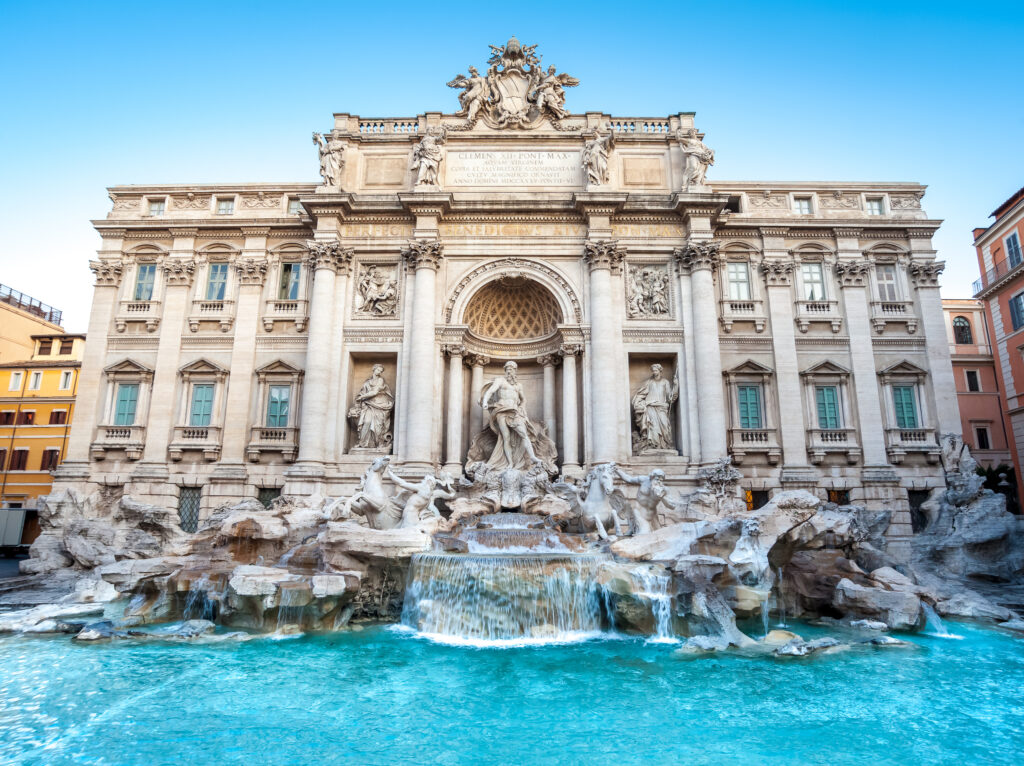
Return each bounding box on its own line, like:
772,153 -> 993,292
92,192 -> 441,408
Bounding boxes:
974,256 -> 1023,295
0,284 -> 62,325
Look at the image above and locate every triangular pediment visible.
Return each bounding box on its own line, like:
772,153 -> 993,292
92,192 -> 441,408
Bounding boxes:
104,358 -> 153,375
801,360 -> 850,376
879,360 -> 928,376
179,358 -> 228,375
255,359 -> 303,375
727,359 -> 774,375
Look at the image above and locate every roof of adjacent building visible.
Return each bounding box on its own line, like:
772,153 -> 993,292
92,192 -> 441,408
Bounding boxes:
992,185 -> 1024,221
0,360 -> 82,370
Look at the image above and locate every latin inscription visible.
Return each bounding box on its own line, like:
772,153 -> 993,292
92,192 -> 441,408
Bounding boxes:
446,151 -> 582,187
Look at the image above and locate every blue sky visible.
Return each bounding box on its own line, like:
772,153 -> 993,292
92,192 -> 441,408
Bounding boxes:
1,0 -> 1021,331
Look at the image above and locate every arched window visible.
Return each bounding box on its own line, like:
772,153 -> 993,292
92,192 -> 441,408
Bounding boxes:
953,316 -> 973,345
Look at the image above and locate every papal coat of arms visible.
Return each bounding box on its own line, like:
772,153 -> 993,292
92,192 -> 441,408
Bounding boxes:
447,37 -> 579,129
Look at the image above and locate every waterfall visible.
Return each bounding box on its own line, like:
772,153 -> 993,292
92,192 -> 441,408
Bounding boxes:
275,584 -> 307,633
182,575 -> 216,622
402,552 -> 607,646
774,566 -> 787,627
628,567 -> 676,643
922,602 -> 961,639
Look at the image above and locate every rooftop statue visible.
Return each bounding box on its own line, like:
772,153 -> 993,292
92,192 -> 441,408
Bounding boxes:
312,132 -> 345,188
447,37 -> 579,130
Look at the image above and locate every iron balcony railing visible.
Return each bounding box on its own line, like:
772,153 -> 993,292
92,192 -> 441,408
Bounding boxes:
0,283 -> 62,325
974,256 -> 1023,296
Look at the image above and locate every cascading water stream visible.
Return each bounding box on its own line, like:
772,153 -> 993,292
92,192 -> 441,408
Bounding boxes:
627,567 -> 676,643
922,602 -> 961,639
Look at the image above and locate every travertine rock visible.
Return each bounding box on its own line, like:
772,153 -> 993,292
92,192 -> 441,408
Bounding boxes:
833,577 -> 922,630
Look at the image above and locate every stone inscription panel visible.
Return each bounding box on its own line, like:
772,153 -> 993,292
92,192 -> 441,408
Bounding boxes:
446,151 -> 582,186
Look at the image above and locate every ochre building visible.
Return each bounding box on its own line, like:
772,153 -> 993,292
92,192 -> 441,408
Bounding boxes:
53,39 -> 959,559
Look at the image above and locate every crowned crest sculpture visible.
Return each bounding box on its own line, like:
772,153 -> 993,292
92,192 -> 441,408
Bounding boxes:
447,37 -> 579,129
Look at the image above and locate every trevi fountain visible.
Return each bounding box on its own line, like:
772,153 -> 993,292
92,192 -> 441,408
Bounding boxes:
2,37 -> 1024,766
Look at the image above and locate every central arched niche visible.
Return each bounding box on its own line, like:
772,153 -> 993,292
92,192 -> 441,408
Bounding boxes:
463,277 -> 563,341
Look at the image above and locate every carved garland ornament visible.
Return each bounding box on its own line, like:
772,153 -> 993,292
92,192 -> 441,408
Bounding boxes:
162,259 -> 196,286
445,257 -> 583,324
760,259 -> 795,286
834,259 -> 873,287
236,257 -> 269,286
90,260 -> 124,287
908,260 -> 944,288
401,239 -> 444,270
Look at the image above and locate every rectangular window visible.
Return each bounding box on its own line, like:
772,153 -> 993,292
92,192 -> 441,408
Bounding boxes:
875,264 -> 899,301
114,383 -> 139,426
866,197 -> 884,216
9,371 -> 23,391
0,449 -> 5,470
178,487 -> 201,533
815,386 -> 841,429
28,371 -> 42,390
147,199 -> 165,216
727,262 -> 751,300
216,198 -> 234,215
965,370 -> 981,392
801,263 -> 826,301
59,339 -> 73,354
9,450 -> 28,470
1010,292 -> 1024,331
40,449 -> 61,470
135,264 -> 157,301
828,489 -> 851,505
975,425 -> 991,451
287,199 -> 303,215
794,197 -> 813,215
206,263 -> 229,301
189,384 -> 215,427
0,412 -> 13,425
17,411 -> 34,425
1007,233 -> 1023,268
737,385 -> 763,429
279,263 -> 301,300
892,385 -> 918,429
60,371 -> 73,390
258,487 -> 282,508
49,410 -> 68,425
267,385 -> 291,427
40,339 -> 54,355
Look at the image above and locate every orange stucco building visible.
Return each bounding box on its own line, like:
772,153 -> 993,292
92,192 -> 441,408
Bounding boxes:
972,185 -> 1024,510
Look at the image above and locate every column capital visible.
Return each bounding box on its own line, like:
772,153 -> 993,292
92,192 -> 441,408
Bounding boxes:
90,259 -> 123,287
673,239 -> 720,273
236,257 -> 269,286
583,239 -> 626,273
537,354 -> 561,367
442,343 -> 466,357
305,240 -> 355,274
835,258 -> 872,288
402,239 -> 444,270
464,353 -> 490,368
559,343 -> 583,357
908,260 -> 944,288
162,258 -> 196,286
760,258 -> 795,286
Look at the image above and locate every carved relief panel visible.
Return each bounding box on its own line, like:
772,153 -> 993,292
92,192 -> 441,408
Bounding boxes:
624,262 -> 673,320
352,261 -> 401,319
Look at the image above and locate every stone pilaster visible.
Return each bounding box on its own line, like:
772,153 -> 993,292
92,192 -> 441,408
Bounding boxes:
583,239 -> 625,463
443,344 -> 465,475
538,354 -> 560,442
559,343 -> 582,475
403,239 -> 443,468
909,249 -> 959,434
675,264 -> 700,462
675,239 -> 727,462
466,354 -> 490,432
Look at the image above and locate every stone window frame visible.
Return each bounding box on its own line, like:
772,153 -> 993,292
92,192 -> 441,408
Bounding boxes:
263,243 -> 313,332
99,359 -> 154,427
144,196 -> 168,217
214,195 -> 237,216
952,315 -> 974,345
7,371 -> 23,391
350,256 -> 404,321
121,245 -> 168,305
622,257 -> 675,322
791,193 -> 816,216
878,361 -> 932,432
189,243 -> 241,332
865,247 -> 910,302
800,360 -> 855,432
175,359 -> 229,429
724,360 -> 776,432
863,194 -> 888,216
253,360 -> 304,428
791,243 -> 838,301
59,370 -> 74,390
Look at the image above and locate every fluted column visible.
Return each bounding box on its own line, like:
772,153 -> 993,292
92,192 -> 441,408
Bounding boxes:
403,240 -> 443,468
559,344 -> 582,473
675,240 -> 727,461
584,240 -> 626,464
443,344 -> 465,474
296,240 -> 352,466
538,354 -> 559,440
466,354 -> 489,432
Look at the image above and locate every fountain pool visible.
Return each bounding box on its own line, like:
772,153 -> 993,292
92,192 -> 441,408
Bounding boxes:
1,622 -> 1023,765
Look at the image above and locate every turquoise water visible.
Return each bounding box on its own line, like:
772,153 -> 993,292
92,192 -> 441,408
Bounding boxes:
1,622 -> 1023,765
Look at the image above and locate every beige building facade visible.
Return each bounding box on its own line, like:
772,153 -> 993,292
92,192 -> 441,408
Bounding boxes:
54,39 -> 958,555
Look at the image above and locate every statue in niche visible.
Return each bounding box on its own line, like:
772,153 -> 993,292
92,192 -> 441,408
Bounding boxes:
411,128 -> 446,187
614,467 -> 680,535
679,128 -> 714,189
582,131 -> 614,185
631,364 -> 678,453
385,467 -> 456,528
356,265 -> 398,316
313,132 -> 345,187
466,361 -> 558,480
347,365 -> 394,450
626,265 -> 670,318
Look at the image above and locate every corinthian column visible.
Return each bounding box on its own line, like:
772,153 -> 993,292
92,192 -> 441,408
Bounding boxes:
443,344 -> 465,475
296,240 -> 352,467
466,354 -> 490,432
559,343 -> 582,474
584,240 -> 625,464
538,354 -> 560,440
402,240 -> 443,468
675,240 -> 727,461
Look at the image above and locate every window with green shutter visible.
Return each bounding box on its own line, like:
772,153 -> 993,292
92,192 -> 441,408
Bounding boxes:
737,385 -> 762,429
267,385 -> 290,427
892,385 -> 918,429
114,383 -> 139,425
815,386 -> 840,429
189,384 -> 214,426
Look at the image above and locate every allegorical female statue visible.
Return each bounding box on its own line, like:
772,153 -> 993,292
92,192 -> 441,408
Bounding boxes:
313,132 -> 345,187
631,364 -> 678,453
582,131 -> 614,186
348,365 -> 394,449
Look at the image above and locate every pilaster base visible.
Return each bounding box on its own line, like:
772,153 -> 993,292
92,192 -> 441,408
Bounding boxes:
283,462 -> 327,497
779,465 -> 818,489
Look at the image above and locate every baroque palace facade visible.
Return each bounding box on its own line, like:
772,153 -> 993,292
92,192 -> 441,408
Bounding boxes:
55,39 -> 957,554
